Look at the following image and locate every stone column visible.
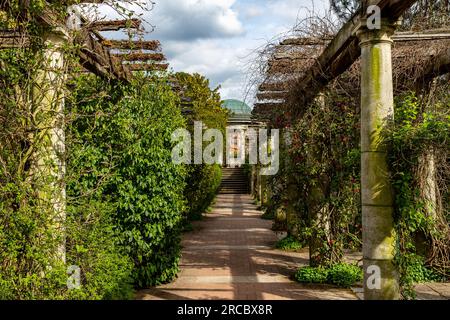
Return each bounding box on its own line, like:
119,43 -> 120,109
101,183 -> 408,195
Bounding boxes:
260,175 -> 267,206
255,165 -> 262,202
32,29 -> 68,262
357,20 -> 400,300
250,165 -> 256,197
283,128 -> 298,235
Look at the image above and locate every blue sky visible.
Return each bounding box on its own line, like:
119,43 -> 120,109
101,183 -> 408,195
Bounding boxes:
96,0 -> 329,104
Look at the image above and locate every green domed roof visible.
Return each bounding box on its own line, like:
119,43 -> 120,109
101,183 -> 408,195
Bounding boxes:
222,99 -> 252,115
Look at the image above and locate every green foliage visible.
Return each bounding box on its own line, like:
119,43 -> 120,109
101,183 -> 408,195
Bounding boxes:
326,263 -> 363,288
68,75 -> 187,288
396,253 -> 445,299
295,263 -> 362,288
287,94 -> 362,265
0,147 -> 134,301
295,266 -> 328,284
185,164 -> 222,220
261,211 -> 275,220
388,91 -> 450,298
0,50 -> 135,298
275,235 -> 304,251
174,72 -> 227,221
174,72 -> 228,132
64,202 -> 134,300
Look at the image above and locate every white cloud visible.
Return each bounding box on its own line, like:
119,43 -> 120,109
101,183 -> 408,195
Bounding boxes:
165,39 -> 245,86
242,4 -> 264,19
94,0 -> 326,103
148,0 -> 244,40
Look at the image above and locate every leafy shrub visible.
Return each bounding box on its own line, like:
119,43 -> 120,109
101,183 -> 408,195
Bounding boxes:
398,254 -> 444,284
326,263 -> 363,287
69,75 -> 187,288
275,235 -> 304,251
261,211 -> 275,220
0,172 -> 134,300
295,263 -> 362,288
295,266 -> 328,284
0,52 -> 135,299
64,202 -> 134,300
174,72 -> 227,222
185,164 -> 222,220
388,91 -> 450,297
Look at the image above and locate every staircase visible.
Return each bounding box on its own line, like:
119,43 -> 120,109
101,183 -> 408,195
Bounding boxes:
220,167 -> 249,194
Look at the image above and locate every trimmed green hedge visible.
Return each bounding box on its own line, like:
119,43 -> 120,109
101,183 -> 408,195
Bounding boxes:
295,263 -> 362,288
69,75 -> 187,288
185,164 -> 222,220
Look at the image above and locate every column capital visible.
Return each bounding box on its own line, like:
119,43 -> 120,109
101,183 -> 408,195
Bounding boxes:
356,18 -> 399,47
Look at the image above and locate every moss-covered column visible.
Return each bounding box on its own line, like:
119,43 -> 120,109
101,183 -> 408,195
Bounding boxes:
260,174 -> 267,207
255,164 -> 262,202
357,20 -> 400,300
31,29 -> 68,262
283,128 -> 298,235
250,165 -> 256,196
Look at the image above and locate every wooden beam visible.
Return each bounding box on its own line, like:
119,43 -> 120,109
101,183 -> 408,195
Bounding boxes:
127,63 -> 169,72
75,30 -> 132,81
102,39 -> 161,51
252,102 -> 285,120
273,53 -> 311,60
280,37 -> 331,46
0,30 -> 30,48
392,31 -> 450,42
417,46 -> 450,83
289,0 -> 417,110
259,81 -> 291,92
36,6 -> 133,82
267,58 -> 310,74
113,52 -> 166,62
257,91 -> 288,100
88,19 -> 141,32
254,102 -> 284,110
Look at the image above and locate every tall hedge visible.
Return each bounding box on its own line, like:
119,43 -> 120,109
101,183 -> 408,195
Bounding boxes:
174,73 -> 228,221
69,75 -> 187,287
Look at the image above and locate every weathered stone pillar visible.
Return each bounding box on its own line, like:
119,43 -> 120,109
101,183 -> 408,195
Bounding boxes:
255,165 -> 262,202
250,165 -> 256,196
260,175 -> 267,206
32,29 -> 67,262
357,20 -> 400,300
282,128 -> 298,235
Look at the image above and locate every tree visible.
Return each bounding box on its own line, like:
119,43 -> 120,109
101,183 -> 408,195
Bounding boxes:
174,72 -> 229,221
329,0 -> 360,21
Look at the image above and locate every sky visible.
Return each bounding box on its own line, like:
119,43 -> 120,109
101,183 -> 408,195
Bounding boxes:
95,0 -> 330,105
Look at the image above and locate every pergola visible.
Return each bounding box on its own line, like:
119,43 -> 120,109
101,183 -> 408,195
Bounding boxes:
252,0 -> 449,299
0,1 -> 172,263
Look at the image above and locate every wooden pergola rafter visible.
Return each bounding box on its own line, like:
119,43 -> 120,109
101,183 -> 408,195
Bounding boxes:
255,29 -> 450,117
0,4 -> 169,81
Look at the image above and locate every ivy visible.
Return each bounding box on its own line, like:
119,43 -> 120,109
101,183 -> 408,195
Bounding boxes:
388,91 -> 450,299
295,263 -> 362,288
68,74 -> 187,288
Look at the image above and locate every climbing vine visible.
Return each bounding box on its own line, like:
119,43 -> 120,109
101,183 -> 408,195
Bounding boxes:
286,92 -> 362,267
388,89 -> 450,298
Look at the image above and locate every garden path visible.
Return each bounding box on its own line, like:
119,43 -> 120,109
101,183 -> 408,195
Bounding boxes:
136,194 -> 358,300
